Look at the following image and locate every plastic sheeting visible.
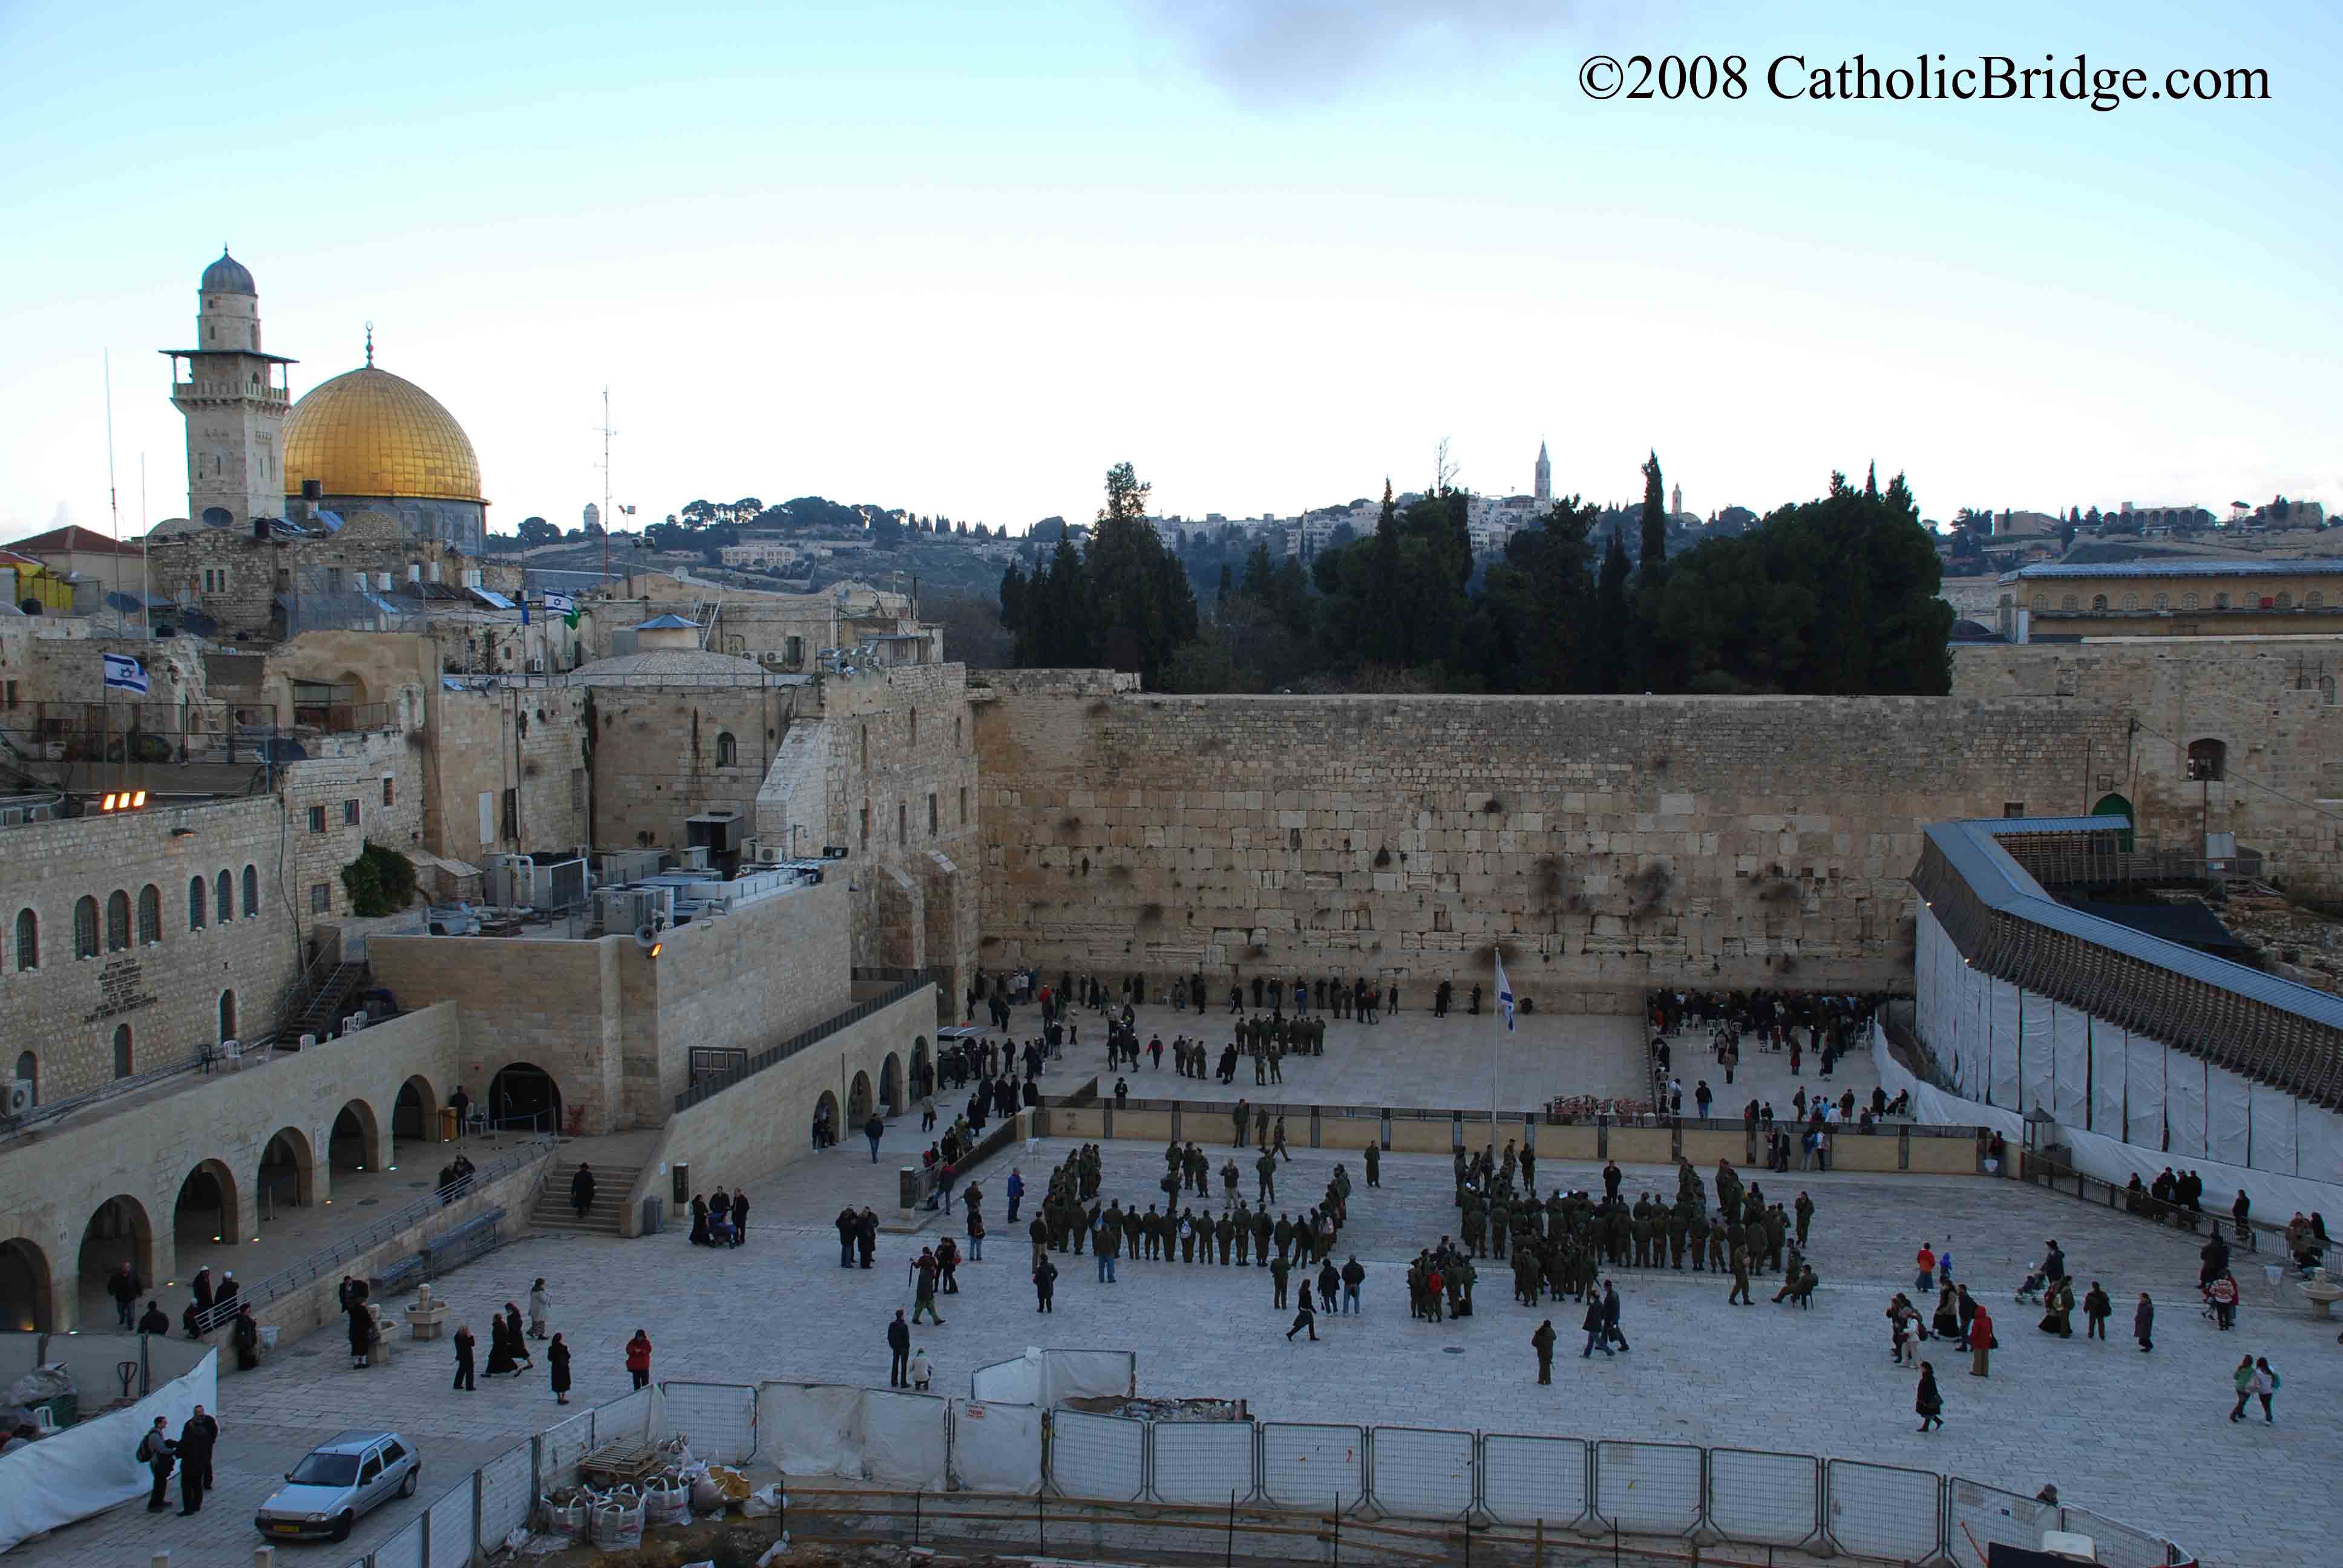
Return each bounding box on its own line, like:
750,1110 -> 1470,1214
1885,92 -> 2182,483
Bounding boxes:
2057,1122 -> 2343,1226
0,1350 -> 215,1552
2043,997 -> 2086,1126
1869,1022 -> 2020,1142
1987,976 -> 2022,1111
2207,1064 -> 2254,1168
970,1347 -> 1135,1410
757,1383 -> 863,1477
2166,1051 -> 2208,1159
2301,1104 -> 2343,1187
2086,1015 -> 2124,1137
862,1390 -> 948,1491
969,1353 -> 1039,1406
2250,1085 -> 2298,1176
2124,1032 -> 2165,1150
949,1400 -> 1043,1494
2016,984 -> 2053,1116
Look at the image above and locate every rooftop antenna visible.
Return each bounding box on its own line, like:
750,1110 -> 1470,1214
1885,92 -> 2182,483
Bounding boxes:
103,349 -> 122,629
595,387 -> 617,596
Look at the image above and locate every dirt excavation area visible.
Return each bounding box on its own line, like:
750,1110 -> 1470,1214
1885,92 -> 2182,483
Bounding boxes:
505,1522 -> 1062,1568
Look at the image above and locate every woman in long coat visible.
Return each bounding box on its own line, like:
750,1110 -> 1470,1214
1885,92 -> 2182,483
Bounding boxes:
483,1313 -> 518,1377
346,1301 -> 372,1370
548,1333 -> 572,1405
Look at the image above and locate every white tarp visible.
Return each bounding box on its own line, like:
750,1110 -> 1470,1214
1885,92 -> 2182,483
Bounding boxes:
0,1350 -> 216,1552
2249,1085 -> 2298,1177
2300,1106 -> 2343,1187
2044,997 -> 2086,1126
2017,985 -> 2053,1117
2085,1015 -> 2123,1137
1915,907 -> 1945,1076
2207,1064 -> 2255,1168
1987,975 -> 2021,1111
969,1353 -> 1040,1406
949,1400 -> 1043,1494
1870,1024 -> 2022,1140
1040,1349 -> 1136,1410
860,1390 -> 948,1491
2166,1051 -> 2209,1159
2124,1033 -> 2165,1150
2058,1122 -> 2343,1226
756,1383 -> 862,1478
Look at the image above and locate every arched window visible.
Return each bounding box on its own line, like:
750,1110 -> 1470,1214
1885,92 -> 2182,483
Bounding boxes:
2186,738 -> 2227,782
243,865 -> 259,918
133,884 -> 159,946
218,990 -> 237,1041
2214,592 -> 2231,610
12,909 -> 34,972
73,897 -> 98,959
216,871 -> 233,923
188,877 -> 207,932
10,1051 -> 31,1105
2122,593 -> 2139,611
2090,594 -> 2109,612
105,891 -> 129,953
2031,594 -> 2048,612
2061,595 -> 2079,612
2183,592 -> 2198,610
111,1024 -> 132,1079
2309,591 -> 2326,609
2154,593 -> 2169,611
2276,592 -> 2293,609
715,731 -> 737,768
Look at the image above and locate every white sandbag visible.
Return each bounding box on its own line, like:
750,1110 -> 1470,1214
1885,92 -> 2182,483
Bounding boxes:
741,1483 -> 786,1519
591,1489 -> 644,1548
643,1477 -> 690,1526
689,1474 -> 726,1512
541,1495 -> 589,1541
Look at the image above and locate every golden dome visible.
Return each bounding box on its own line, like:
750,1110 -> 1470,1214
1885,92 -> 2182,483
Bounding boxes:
283,365 -> 483,503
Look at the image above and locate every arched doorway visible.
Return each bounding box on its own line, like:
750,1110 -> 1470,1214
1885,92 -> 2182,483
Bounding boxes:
77,1196 -> 154,1327
330,1100 -> 382,1173
488,1062 -> 562,1134
111,1024 -> 133,1079
393,1075 -> 438,1144
910,1036 -> 930,1100
880,1053 -> 903,1116
812,1089 -> 839,1150
847,1070 -> 873,1123
2092,792 -> 2136,852
218,989 -> 238,1042
0,1238 -> 51,1331
258,1126 -> 315,1213
174,1158 -> 241,1250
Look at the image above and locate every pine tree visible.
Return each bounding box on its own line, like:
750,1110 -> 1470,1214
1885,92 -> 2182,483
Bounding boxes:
1639,451 -> 1668,568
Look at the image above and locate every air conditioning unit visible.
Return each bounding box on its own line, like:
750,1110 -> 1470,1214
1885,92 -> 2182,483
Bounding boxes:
741,838 -> 790,866
677,845 -> 710,872
5,1080 -> 31,1116
526,656 -> 544,673
597,884 -> 674,934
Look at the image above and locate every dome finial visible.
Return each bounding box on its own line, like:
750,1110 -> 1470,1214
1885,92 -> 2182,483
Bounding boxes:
364,320 -> 374,368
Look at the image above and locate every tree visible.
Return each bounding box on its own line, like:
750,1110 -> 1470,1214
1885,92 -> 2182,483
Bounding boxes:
516,515 -> 560,548
1639,451 -> 1668,568
868,511 -> 904,549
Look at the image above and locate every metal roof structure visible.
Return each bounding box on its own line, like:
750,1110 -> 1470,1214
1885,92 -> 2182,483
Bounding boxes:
1999,559 -> 2343,583
1910,815 -> 2343,1106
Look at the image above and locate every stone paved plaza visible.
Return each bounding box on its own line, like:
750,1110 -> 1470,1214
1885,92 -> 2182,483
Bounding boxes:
27,1117 -> 2332,1567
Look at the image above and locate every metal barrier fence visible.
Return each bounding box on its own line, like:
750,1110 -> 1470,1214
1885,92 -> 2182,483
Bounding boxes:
310,1377 -> 2195,1568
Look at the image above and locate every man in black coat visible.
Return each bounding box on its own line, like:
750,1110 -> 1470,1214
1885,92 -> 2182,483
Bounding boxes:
107,1262 -> 143,1329
177,1405 -> 219,1514
887,1310 -> 912,1387
1532,1320 -> 1557,1384
1581,1292 -> 1612,1358
571,1163 -> 596,1219
137,1299 -> 169,1336
1601,1281 -> 1630,1352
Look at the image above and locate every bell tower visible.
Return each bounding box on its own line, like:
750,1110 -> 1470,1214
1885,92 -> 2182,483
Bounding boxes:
1533,440 -> 1552,505
163,249 -> 297,528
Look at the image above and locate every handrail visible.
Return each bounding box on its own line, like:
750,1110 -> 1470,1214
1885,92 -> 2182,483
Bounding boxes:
189,1135 -> 559,1334
2019,1151 -> 2273,1255
673,979 -> 932,1113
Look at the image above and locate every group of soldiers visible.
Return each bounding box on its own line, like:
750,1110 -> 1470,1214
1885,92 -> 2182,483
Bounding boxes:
1445,1146 -> 1822,1311
1019,1141 -> 1357,1277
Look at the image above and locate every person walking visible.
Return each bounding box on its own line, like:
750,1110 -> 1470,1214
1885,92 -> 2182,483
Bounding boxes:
109,1261 -> 143,1330
866,1111 -> 886,1162
569,1163 -> 595,1220
1341,1255 -> 1366,1315
1007,1168 -> 1024,1223
888,1310 -> 912,1387
1601,1281 -> 1630,1351
2254,1357 -> 2279,1422
1967,1300 -> 1994,1377
2134,1292 -> 2155,1353
1532,1320 -> 1557,1385
625,1328 -> 653,1391
1581,1291 -> 1613,1358
528,1279 -> 552,1340
1286,1289 -> 1318,1342
549,1333 -> 572,1405
1365,1144 -> 1380,1188
2228,1354 -> 2257,1422
1915,1362 -> 1944,1432
174,1405 -> 218,1514
137,1416 -> 176,1512
2083,1282 -> 2111,1341
451,1324 -> 477,1393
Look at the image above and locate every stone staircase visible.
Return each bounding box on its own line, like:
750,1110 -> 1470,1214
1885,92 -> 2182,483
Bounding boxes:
530,1159 -> 640,1237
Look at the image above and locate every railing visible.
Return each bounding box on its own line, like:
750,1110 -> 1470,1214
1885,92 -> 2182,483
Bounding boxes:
673,979 -> 932,1113
2019,1152 -> 2275,1255
189,1137 -> 557,1334
0,1046 -> 220,1141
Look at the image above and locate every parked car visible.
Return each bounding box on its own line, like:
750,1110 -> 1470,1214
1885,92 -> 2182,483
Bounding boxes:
254,1430 -> 420,1542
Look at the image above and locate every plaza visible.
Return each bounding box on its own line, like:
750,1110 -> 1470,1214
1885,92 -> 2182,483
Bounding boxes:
19,1077 -> 2327,1567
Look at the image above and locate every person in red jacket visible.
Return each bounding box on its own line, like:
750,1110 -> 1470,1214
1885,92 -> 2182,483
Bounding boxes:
1964,1301 -> 1993,1377
624,1328 -> 652,1390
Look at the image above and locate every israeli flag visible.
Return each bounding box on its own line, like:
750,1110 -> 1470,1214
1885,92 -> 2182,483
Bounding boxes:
1494,951 -> 1515,1033
101,652 -> 148,695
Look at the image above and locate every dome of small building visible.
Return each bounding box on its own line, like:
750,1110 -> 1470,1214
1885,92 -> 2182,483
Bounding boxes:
567,648 -> 769,685
200,248 -> 255,294
283,364 -> 483,503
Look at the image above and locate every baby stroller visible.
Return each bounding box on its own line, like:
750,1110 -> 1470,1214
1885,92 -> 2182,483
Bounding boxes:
2014,1263 -> 2048,1305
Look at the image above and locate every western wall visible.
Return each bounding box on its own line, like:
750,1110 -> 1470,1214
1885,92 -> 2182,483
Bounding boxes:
972,637 -> 2343,1007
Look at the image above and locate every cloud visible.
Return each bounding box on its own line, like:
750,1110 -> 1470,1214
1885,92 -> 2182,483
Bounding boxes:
1136,1 -> 1573,103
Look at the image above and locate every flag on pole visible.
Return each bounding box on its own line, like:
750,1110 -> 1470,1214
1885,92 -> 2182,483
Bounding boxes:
1493,950 -> 1515,1033
545,590 -> 579,628
101,652 -> 148,695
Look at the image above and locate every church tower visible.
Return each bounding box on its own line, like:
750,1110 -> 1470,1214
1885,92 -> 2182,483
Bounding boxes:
164,249 -> 296,528
1533,440 -> 1551,505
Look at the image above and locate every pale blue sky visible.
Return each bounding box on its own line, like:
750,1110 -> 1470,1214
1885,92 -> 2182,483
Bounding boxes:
1,0 -> 2335,538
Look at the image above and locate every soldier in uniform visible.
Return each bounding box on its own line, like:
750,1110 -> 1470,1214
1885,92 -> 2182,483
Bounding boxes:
1666,1202 -> 1690,1270
1520,1146 -> 1537,1192
1234,1200 -> 1253,1264
1272,1116 -> 1291,1163
1489,1193 -> 1510,1260
1706,1217 -> 1727,1272
1256,1149 -> 1277,1205
1250,1206 -> 1273,1266
1728,1240 -> 1754,1305
1215,1210 -> 1236,1264
1631,1200 -> 1654,1268
1270,1252 -> 1291,1308
1794,1191 -> 1815,1250
1221,1158 -> 1241,1207
1461,1194 -> 1486,1258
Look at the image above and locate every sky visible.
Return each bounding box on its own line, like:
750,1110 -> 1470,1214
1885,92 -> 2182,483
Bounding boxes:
1,0 -> 2337,541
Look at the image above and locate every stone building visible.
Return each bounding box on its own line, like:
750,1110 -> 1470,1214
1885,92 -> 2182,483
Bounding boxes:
1997,560 -> 2343,639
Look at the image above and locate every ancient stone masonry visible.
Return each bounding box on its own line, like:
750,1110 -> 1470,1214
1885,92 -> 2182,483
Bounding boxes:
974,671 -> 2132,1006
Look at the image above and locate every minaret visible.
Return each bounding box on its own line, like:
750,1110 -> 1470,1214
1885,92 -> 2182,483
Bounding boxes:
163,248 -> 296,528
1533,440 -> 1551,505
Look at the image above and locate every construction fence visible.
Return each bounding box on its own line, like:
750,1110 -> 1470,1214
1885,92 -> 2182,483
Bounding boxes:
304,1368 -> 2193,1568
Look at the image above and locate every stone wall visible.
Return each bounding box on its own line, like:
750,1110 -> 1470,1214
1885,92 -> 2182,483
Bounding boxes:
279,730 -> 429,924
0,796 -> 300,1100
145,511 -> 519,637
1952,637 -> 2343,895
0,1002 -> 462,1331
588,684 -> 808,853
424,684 -> 591,867
973,672 -> 2132,1004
